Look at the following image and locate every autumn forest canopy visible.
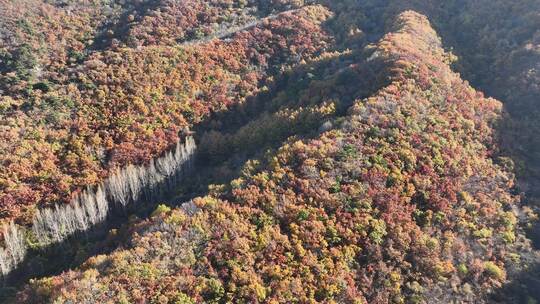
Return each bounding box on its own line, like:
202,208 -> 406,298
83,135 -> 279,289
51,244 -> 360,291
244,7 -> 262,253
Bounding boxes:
0,0 -> 539,303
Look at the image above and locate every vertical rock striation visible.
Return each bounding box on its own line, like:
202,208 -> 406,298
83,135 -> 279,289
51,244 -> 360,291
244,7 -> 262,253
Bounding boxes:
0,136 -> 196,277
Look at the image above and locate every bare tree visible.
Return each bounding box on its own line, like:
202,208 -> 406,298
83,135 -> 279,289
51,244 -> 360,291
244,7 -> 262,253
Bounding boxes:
2,136 -> 197,276
0,222 -> 27,277
33,137 -> 196,246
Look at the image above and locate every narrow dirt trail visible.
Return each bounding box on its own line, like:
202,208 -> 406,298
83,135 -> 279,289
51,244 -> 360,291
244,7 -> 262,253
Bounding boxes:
180,8 -> 301,47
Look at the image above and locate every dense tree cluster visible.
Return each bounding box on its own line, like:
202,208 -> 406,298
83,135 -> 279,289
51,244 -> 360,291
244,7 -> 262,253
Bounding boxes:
0,3 -> 330,224
359,0 -> 540,208
441,0 -> 540,204
1,0 -> 539,302
16,11 -> 528,303
120,0 -> 307,47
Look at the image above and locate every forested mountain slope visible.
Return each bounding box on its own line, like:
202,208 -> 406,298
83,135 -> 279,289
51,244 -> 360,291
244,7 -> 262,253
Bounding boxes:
0,0 -> 325,222
441,0 -> 540,208
14,11 -> 530,304
0,0 -> 330,279
379,0 -> 540,214
1,0 -> 539,303
315,0 -> 540,207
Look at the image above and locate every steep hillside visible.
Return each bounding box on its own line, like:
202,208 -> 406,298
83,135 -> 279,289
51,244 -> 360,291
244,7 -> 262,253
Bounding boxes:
440,0 -> 540,207
380,0 -> 540,207
316,0 -> 540,209
1,0 -> 539,303
0,1 -> 332,278
15,11 -> 529,303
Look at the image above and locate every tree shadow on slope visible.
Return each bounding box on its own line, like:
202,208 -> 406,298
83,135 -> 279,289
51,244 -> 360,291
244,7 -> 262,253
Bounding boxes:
494,260 -> 540,304
90,0 -> 162,50
0,31 -> 389,301
363,2 -> 540,302
492,196 -> 540,303
168,44 -> 388,206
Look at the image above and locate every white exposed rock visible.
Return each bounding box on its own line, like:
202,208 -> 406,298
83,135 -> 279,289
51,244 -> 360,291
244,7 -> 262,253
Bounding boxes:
0,136 -> 196,278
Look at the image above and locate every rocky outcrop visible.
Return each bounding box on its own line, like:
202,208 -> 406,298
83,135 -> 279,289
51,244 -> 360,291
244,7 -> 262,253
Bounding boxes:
0,136 -> 196,278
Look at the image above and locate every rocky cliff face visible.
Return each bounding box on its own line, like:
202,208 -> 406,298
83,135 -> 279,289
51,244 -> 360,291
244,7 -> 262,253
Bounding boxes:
0,136 -> 195,278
